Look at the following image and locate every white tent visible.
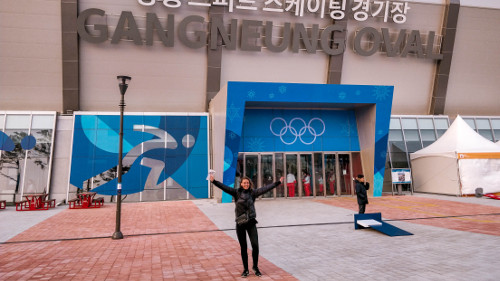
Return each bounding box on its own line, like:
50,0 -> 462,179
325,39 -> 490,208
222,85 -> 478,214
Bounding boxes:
410,116 -> 500,196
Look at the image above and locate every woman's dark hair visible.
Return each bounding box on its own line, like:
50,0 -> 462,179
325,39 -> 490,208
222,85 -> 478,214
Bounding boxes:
240,176 -> 254,189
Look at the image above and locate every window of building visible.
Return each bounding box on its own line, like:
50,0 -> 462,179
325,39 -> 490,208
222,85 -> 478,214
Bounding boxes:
388,118 -> 408,168
462,118 -> 476,130
417,118 -> 436,147
0,112 -> 56,200
401,118 -> 422,153
388,116 -> 450,167
492,119 -> 500,142
434,118 -> 449,138
462,116 -> 500,142
476,118 -> 493,140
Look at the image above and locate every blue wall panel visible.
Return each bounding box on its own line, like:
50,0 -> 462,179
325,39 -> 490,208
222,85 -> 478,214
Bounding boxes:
70,114 -> 208,198
242,109 -> 360,152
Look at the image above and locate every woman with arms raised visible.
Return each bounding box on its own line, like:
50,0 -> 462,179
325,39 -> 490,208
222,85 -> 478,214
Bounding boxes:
209,174 -> 283,278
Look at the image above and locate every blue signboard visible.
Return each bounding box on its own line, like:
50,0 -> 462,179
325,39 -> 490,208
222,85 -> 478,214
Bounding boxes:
242,109 -> 360,152
391,168 -> 412,184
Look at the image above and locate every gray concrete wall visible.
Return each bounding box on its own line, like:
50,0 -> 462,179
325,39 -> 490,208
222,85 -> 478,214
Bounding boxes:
49,115 -> 74,203
342,1 -> 445,115
0,0 -> 63,111
2,1 -> 500,117
78,1 -> 208,112
218,11 -> 330,86
445,5 -> 500,115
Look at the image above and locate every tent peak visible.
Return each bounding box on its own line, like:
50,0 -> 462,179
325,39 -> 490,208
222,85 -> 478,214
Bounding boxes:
410,115 -> 500,159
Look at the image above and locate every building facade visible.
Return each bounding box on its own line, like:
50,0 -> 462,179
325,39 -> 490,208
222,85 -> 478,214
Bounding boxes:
1,0 -> 499,203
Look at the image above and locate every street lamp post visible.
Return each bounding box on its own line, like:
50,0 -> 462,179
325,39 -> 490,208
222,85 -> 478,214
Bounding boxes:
112,75 -> 131,240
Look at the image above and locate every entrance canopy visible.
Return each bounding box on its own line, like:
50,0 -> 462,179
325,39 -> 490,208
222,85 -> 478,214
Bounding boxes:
209,82 -> 394,203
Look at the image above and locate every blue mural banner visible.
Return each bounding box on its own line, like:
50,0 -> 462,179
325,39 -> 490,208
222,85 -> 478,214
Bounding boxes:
69,114 -> 208,198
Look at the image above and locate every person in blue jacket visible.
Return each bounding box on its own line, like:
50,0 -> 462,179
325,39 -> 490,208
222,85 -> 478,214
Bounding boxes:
209,174 -> 282,278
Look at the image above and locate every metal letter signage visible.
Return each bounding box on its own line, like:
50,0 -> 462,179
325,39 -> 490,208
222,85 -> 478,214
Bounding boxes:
75,0 -> 443,60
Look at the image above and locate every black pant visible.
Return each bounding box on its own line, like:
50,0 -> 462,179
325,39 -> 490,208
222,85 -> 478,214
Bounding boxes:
359,204 -> 366,214
236,221 -> 259,270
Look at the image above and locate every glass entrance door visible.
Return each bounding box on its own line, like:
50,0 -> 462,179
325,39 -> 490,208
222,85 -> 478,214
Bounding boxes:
299,154 -> 313,197
241,153 -> 281,199
313,153 -> 324,196
261,154 -> 274,198
338,154 -> 352,195
239,152 -> 354,198
244,154 -> 258,190
324,154 -> 337,196
285,154 -> 298,197
275,153 -> 285,197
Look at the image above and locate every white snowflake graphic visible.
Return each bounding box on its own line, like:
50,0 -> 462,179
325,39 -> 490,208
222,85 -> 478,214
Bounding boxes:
247,90 -> 256,99
372,87 -> 391,100
278,86 -> 287,94
269,92 -> 275,99
355,90 -> 361,96
380,151 -> 388,159
227,103 -> 241,123
341,124 -> 350,136
247,138 -> 265,152
229,131 -> 237,140
338,92 -> 346,100
224,154 -> 233,164
350,123 -> 358,133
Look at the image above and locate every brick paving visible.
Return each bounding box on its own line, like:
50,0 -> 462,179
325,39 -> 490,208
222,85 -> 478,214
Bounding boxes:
0,201 -> 296,280
315,196 -> 500,236
197,195 -> 500,281
1,195 -> 500,280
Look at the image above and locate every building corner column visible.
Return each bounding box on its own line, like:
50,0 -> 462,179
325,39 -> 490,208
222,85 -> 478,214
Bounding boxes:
327,18 -> 348,84
61,0 -> 80,114
429,0 -> 460,115
205,7 -> 224,110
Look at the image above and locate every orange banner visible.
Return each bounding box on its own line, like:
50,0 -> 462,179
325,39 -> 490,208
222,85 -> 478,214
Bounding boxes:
457,153 -> 500,159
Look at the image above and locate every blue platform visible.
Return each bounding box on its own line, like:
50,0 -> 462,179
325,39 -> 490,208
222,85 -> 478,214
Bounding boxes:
354,213 -> 413,237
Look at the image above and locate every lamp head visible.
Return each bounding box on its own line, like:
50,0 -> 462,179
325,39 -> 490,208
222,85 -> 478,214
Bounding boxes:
117,75 -> 132,95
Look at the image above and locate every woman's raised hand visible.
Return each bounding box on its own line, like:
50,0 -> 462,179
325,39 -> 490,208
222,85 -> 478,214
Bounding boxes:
209,174 -> 215,182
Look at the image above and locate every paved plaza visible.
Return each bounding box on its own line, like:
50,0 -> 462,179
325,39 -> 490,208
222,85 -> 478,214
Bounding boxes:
1,193 -> 500,280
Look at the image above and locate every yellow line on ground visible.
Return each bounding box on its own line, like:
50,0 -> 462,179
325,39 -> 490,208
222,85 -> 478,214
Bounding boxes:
318,197 -> 500,224
370,202 -> 500,224
381,197 -> 438,207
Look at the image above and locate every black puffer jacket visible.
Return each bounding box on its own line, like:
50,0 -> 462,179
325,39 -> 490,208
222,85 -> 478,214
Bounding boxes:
355,179 -> 370,205
212,180 -> 281,222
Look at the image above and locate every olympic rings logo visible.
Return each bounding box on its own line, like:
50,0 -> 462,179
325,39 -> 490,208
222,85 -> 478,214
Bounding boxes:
270,117 -> 326,145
